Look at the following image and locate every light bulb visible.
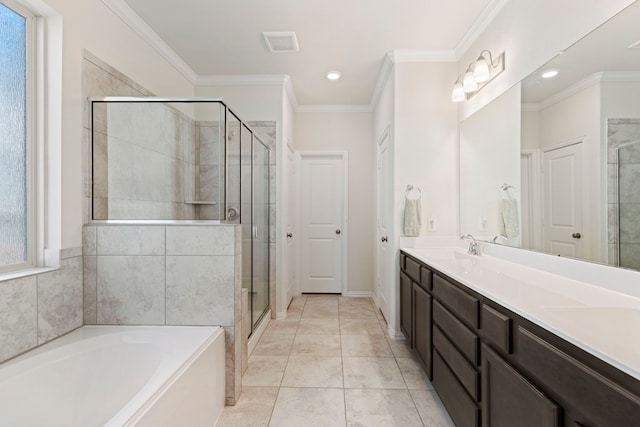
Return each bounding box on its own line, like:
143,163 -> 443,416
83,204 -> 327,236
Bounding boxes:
473,56 -> 490,83
463,69 -> 478,93
451,80 -> 465,102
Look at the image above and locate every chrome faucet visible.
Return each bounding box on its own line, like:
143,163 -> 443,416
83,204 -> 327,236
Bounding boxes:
460,234 -> 481,255
492,234 -> 508,243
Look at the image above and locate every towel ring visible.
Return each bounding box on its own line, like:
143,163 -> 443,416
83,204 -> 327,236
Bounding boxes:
406,184 -> 422,199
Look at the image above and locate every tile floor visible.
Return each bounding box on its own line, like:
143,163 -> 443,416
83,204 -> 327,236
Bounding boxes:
217,294 -> 455,427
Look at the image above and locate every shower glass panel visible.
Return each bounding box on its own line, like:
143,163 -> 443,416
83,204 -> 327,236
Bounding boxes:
90,98 -> 271,332
617,140 -> 640,270
252,138 -> 270,329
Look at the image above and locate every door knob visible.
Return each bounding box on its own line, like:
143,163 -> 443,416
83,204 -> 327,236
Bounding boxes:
572,233 -> 582,239
381,236 -> 388,242
336,229 -> 341,235
287,233 -> 293,238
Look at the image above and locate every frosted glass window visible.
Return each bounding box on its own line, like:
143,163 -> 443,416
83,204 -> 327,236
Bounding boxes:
0,2 -> 28,268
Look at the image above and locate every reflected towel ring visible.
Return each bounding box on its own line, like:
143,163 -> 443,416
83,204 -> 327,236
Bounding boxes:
406,184 -> 422,199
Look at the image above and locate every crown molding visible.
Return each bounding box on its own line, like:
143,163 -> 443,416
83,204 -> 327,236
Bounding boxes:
454,0 -> 511,59
539,71 -> 640,110
296,104 -> 373,113
521,103 -> 540,112
389,49 -> 457,63
101,0 -> 198,84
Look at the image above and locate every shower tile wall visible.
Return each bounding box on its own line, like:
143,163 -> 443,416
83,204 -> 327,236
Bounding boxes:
82,51 -> 198,221
196,121 -> 223,219
607,119 -> 640,270
0,249 -> 83,363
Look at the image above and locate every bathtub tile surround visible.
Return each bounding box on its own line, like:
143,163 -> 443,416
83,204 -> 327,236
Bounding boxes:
83,223 -> 244,404
218,295 -> 454,426
0,249 -> 83,363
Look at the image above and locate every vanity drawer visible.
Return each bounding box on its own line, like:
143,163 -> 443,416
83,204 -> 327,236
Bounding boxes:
518,327 -> 640,426
433,300 -> 480,365
482,304 -> 512,354
434,325 -> 480,400
433,351 -> 480,427
404,256 -> 421,283
433,274 -> 479,329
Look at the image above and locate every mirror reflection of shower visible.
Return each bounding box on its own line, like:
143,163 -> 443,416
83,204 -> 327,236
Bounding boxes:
90,98 -> 271,335
616,139 -> 640,270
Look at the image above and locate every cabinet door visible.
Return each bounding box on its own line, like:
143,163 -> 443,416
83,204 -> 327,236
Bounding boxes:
482,344 -> 561,427
413,283 -> 431,377
400,271 -> 412,343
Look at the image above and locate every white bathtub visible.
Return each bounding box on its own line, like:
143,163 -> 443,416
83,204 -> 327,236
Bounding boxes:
0,326 -> 225,427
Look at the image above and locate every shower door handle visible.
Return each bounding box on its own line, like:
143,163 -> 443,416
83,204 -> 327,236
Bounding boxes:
572,232 -> 582,239
253,226 -> 258,239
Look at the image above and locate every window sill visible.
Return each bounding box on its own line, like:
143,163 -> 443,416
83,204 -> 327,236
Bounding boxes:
0,266 -> 60,283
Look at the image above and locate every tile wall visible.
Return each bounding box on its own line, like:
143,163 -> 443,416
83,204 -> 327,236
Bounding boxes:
607,118 -> 640,270
0,249 -> 83,363
83,224 -> 244,404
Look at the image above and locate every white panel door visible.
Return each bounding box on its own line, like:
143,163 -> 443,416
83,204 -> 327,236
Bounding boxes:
376,130 -> 390,321
300,154 -> 345,294
543,143 -> 583,257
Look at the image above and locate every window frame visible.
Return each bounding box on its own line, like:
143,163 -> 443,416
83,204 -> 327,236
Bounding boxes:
0,0 -> 37,274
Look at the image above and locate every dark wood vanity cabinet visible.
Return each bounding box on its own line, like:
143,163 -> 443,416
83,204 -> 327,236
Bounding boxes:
399,250 -> 640,427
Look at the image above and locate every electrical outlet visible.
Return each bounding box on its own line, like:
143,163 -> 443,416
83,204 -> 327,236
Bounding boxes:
427,217 -> 437,231
479,217 -> 488,231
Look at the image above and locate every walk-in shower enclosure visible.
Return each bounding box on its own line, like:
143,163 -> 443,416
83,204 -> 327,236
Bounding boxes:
90,98 -> 270,334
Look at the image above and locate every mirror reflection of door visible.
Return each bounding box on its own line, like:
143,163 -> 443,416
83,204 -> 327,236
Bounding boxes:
542,142 -> 584,257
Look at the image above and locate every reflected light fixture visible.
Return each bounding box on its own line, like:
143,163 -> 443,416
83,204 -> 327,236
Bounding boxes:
541,69 -> 559,79
326,71 -> 341,81
451,49 -> 505,102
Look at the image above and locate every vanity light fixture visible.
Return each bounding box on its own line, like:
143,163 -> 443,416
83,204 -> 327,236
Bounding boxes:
451,49 -> 505,102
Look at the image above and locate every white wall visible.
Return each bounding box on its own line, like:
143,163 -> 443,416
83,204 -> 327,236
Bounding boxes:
458,0 -> 634,120
394,62 -> 459,238
295,112 -> 375,294
42,0 -> 195,249
460,84 -> 521,241
521,110 -> 540,151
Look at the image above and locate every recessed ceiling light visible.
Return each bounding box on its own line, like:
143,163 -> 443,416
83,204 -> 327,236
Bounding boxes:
326,71 -> 341,81
542,69 -> 559,79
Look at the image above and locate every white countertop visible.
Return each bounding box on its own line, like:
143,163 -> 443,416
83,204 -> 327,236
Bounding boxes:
401,246 -> 640,381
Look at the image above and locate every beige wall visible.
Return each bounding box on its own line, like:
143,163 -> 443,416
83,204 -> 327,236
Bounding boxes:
295,112 -> 375,294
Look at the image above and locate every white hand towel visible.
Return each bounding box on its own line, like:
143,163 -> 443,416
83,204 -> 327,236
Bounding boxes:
404,198 -> 422,237
500,199 -> 519,237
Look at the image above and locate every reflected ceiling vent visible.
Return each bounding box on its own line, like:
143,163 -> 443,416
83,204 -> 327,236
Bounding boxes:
262,31 -> 299,53
628,39 -> 640,49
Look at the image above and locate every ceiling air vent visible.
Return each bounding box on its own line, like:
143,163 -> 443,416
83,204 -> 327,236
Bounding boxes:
262,32 -> 300,53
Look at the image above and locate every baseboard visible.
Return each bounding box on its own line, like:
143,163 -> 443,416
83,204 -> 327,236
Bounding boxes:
344,291 -> 373,297
248,309 -> 271,355
387,325 -> 405,340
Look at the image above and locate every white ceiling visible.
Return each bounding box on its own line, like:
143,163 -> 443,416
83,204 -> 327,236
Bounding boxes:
122,0 -> 499,105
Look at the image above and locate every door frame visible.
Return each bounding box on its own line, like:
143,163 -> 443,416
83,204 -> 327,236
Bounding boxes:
286,143 -> 297,302
521,149 -> 542,250
296,151 -> 349,295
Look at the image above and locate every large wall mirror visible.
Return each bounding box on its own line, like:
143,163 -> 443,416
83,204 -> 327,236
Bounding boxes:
460,0 -> 640,272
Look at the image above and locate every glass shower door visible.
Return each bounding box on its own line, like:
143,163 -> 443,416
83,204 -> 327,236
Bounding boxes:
252,138 -> 270,329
